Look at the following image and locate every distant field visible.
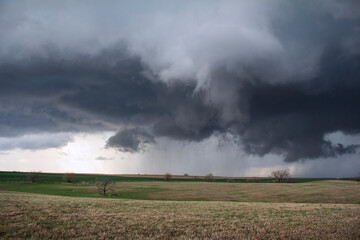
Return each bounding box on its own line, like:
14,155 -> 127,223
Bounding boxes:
111,180 -> 360,203
0,171 -> 336,183
1,191 -> 359,239
1,180 -> 359,204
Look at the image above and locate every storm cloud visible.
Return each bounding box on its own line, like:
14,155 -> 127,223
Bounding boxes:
0,0 -> 359,163
106,128 -> 156,153
0,133 -> 72,151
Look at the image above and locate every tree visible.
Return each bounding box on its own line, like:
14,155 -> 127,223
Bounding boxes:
164,173 -> 172,181
27,171 -> 40,183
204,173 -> 215,182
63,172 -> 75,183
270,169 -> 291,183
96,178 -> 114,196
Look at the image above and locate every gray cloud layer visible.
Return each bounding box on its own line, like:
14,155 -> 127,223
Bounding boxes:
0,133 -> 72,151
0,0 -> 359,161
106,128 -> 156,153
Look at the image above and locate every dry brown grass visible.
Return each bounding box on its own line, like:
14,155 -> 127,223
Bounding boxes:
111,180 -> 360,203
1,191 -> 360,239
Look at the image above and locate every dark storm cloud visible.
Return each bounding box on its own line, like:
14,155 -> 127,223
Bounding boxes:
0,133 -> 72,151
241,87 -> 360,162
0,47 -> 154,136
106,128 -> 156,153
0,0 -> 359,161
237,46 -> 360,162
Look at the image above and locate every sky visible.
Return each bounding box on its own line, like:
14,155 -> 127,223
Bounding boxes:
0,0 -> 360,177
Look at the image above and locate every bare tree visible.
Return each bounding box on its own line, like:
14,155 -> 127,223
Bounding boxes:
204,173 -> 215,182
164,173 -> 172,181
27,171 -> 40,183
63,172 -> 75,183
270,169 -> 291,183
96,178 -> 114,196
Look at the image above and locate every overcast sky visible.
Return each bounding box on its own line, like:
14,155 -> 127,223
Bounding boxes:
0,0 -> 360,177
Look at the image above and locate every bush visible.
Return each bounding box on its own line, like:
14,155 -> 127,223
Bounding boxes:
184,173 -> 189,177
204,173 -> 215,182
63,172 -> 75,183
164,173 -> 172,181
227,179 -> 234,183
27,171 -> 40,183
270,169 -> 291,183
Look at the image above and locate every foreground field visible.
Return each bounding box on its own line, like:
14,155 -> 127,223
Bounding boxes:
1,191 -> 359,239
1,180 -> 359,203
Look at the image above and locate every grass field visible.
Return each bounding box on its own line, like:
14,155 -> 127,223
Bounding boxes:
0,171 -> 335,183
1,171 -> 359,239
1,191 -> 359,239
1,180 -> 360,203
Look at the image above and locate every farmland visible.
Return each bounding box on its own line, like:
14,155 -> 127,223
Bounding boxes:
1,180 -> 360,204
0,171 -> 359,239
1,191 -> 360,239
0,171 -> 333,183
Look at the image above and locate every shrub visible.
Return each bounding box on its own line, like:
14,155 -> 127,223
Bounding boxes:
164,173 -> 172,181
227,179 -> 234,183
184,173 -> 189,177
63,172 -> 75,183
204,173 -> 215,182
27,171 -> 40,183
